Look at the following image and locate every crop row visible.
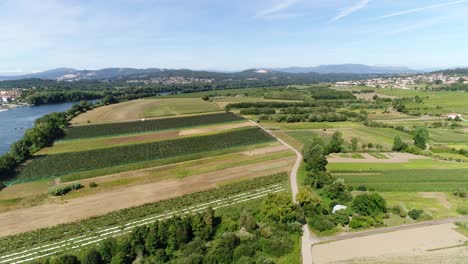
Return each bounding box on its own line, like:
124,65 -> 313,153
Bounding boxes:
333,169 -> 468,192
65,112 -> 244,139
18,127 -> 274,181
0,172 -> 288,255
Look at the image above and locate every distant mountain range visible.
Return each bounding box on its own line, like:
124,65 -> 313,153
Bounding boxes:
272,64 -> 420,74
0,64 -> 426,82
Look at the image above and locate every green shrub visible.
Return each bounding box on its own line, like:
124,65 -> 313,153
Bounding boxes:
333,210 -> 350,226
308,215 -> 336,232
48,183 -> 83,196
356,185 -> 367,191
456,204 -> 468,215
349,216 -> 375,229
391,203 -> 408,218
408,209 -> 423,220
453,188 -> 467,198
351,193 -> 387,216
89,182 -> 98,188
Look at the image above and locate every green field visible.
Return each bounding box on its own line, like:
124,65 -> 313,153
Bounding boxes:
329,159 -> 468,192
65,112 -> 244,139
284,125 -> 413,150
378,88 -> 468,115
16,127 -> 274,182
143,98 -> 220,117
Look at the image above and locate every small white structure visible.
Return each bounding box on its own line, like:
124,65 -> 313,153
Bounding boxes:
444,113 -> 463,120
332,204 -> 347,214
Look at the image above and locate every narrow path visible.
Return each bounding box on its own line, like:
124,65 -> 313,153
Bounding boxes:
314,215 -> 468,244
251,121 -> 313,264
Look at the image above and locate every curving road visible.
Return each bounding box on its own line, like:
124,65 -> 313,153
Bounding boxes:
251,121 -> 313,264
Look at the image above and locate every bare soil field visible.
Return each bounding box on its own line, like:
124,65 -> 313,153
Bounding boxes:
0,158 -> 293,237
328,152 -> 427,163
242,145 -> 288,156
313,223 -> 467,264
72,99 -> 159,124
178,121 -> 254,136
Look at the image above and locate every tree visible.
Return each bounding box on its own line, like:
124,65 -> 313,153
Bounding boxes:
324,179 -> 352,203
351,193 -> 387,216
202,95 -> 210,101
239,210 -> 257,232
296,187 -> 318,206
102,95 -> 118,105
306,170 -> 334,189
367,142 -> 373,149
302,143 -> 327,172
413,127 -> 429,149
326,131 -> 344,154
350,138 -> 358,151
261,193 -> 304,224
82,248 -> 104,264
392,136 -> 407,152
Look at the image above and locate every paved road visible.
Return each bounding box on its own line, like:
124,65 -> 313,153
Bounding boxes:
313,215 -> 468,244
251,121 -> 313,264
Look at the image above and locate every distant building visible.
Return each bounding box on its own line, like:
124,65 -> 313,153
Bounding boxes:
443,113 -> 463,120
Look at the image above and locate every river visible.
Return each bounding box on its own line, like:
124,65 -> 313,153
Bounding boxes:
0,102 -> 80,155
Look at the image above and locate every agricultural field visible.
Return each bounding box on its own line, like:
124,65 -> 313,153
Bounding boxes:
65,112 -> 243,139
0,174 -> 299,264
72,98 -> 221,124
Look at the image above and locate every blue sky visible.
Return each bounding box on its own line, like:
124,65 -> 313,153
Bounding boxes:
1,0 -> 468,73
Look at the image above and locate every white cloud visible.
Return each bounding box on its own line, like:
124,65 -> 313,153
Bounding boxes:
379,0 -> 468,19
255,0 -> 299,18
330,0 -> 370,22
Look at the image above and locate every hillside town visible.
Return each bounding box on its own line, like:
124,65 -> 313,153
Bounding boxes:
0,89 -> 21,104
126,76 -> 214,85
336,73 -> 468,89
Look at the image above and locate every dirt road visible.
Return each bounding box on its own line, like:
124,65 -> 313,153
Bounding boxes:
251,121 -> 314,264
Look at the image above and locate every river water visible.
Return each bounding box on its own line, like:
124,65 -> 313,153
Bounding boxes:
0,102 -> 79,155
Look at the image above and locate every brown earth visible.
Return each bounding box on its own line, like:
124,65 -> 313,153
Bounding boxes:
107,130 -> 180,144
0,158 -> 293,237
178,122 -> 255,136
313,223 -> 466,264
71,99 -> 159,124
328,152 -> 428,163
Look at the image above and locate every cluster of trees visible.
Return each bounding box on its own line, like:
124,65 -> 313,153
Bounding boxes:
239,107 -> 276,115
296,132 -> 389,232
25,91 -> 103,105
35,195 -> 305,264
0,101 -> 105,183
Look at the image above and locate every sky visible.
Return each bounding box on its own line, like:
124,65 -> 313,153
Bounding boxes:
1,0 -> 468,73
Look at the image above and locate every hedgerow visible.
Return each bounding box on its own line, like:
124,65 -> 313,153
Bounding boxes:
17,127 -> 274,181
47,183 -> 83,196
65,112 -> 244,139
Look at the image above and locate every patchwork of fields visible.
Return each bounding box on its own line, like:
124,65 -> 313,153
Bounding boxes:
0,98 -> 295,237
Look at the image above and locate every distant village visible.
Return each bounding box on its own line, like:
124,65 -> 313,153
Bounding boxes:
0,89 -> 22,105
126,76 -> 215,85
335,73 -> 468,89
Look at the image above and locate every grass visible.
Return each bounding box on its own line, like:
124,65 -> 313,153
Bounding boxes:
143,98 -> 221,117
429,128 -> 468,144
261,121 -> 360,130
337,153 -> 365,159
330,159 -> 468,192
382,192 -> 461,219
378,88 -> 468,115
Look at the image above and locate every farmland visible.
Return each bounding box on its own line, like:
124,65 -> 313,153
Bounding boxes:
0,173 -> 293,263
71,98 -> 221,124
65,112 -> 243,139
